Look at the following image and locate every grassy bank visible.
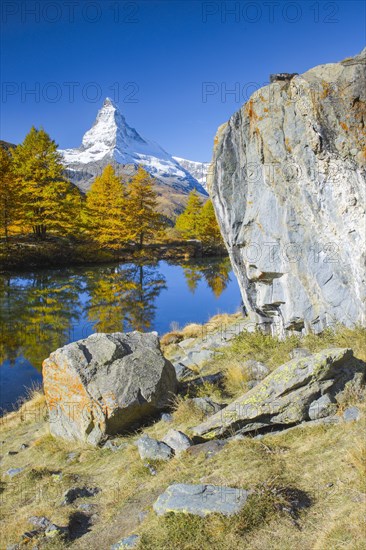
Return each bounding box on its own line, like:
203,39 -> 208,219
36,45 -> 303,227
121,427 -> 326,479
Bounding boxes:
0,236 -> 226,272
0,318 -> 365,549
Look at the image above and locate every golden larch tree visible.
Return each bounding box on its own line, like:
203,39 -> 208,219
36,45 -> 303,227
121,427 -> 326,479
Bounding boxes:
125,166 -> 166,248
86,164 -> 127,249
11,127 -> 81,239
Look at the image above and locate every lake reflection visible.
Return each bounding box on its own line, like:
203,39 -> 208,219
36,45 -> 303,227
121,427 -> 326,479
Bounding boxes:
0,257 -> 240,410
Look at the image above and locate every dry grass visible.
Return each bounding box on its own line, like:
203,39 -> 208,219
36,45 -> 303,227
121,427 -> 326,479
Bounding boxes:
1,321 -> 365,549
198,323 -> 366,398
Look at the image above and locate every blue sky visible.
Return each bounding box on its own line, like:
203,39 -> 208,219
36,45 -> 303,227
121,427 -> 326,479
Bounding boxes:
1,0 -> 365,160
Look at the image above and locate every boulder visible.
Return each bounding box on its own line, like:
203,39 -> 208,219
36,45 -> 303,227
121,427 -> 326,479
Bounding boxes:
193,349 -> 364,438
136,434 -> 173,461
162,429 -> 192,455
43,332 -> 177,445
209,49 -> 366,336
153,483 -> 249,517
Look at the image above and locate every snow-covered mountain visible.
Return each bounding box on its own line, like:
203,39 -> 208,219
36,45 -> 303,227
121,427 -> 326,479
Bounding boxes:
173,157 -> 210,190
60,98 -> 207,200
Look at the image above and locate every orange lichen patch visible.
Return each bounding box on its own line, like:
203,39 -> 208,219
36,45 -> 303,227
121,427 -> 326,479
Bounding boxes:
340,122 -> 349,132
245,99 -> 258,123
320,81 -> 331,99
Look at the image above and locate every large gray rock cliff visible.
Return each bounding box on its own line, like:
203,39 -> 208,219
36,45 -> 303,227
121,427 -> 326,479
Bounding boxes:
209,49 -> 366,335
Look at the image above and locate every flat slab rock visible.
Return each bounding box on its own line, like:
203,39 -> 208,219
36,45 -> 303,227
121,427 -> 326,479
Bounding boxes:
42,331 -> 177,445
153,483 -> 250,517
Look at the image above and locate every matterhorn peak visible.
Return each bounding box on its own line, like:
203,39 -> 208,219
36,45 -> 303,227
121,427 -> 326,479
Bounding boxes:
60,98 -> 208,197
102,96 -> 116,107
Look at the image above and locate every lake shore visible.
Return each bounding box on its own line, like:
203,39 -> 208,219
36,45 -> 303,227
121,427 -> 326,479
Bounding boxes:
0,236 -> 227,273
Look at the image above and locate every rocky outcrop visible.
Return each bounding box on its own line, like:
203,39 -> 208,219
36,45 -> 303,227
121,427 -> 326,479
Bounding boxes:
209,49 -> 366,335
192,348 -> 364,438
42,332 -> 177,445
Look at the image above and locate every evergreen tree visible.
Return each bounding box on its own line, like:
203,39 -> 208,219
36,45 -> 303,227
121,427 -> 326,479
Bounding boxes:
125,166 -> 166,248
11,127 -> 81,239
175,190 -> 203,239
0,147 -> 18,241
86,165 -> 127,249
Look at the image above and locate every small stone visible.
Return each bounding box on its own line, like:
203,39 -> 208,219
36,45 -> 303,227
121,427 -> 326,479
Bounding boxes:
191,397 -> 224,415
28,516 -> 51,530
66,452 -> 78,462
136,434 -> 173,461
162,429 -> 192,455
20,444 -> 29,450
160,413 -> 173,423
102,440 -> 127,452
7,451 -> 18,456
6,467 -> 24,478
144,463 -> 157,476
111,534 -> 140,549
343,406 -> 361,422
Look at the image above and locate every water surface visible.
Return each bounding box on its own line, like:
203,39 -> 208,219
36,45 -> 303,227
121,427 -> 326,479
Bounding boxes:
0,257 -> 240,411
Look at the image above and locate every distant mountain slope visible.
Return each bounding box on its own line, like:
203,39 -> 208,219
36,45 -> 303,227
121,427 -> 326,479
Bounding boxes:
173,157 -> 210,190
0,140 -> 16,151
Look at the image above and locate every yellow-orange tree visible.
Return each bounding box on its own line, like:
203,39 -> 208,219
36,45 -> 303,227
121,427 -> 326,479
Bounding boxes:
175,193 -> 223,247
199,199 -> 224,246
175,189 -> 203,239
86,164 -> 127,249
0,147 -> 18,241
125,166 -> 166,248
12,127 -> 81,239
